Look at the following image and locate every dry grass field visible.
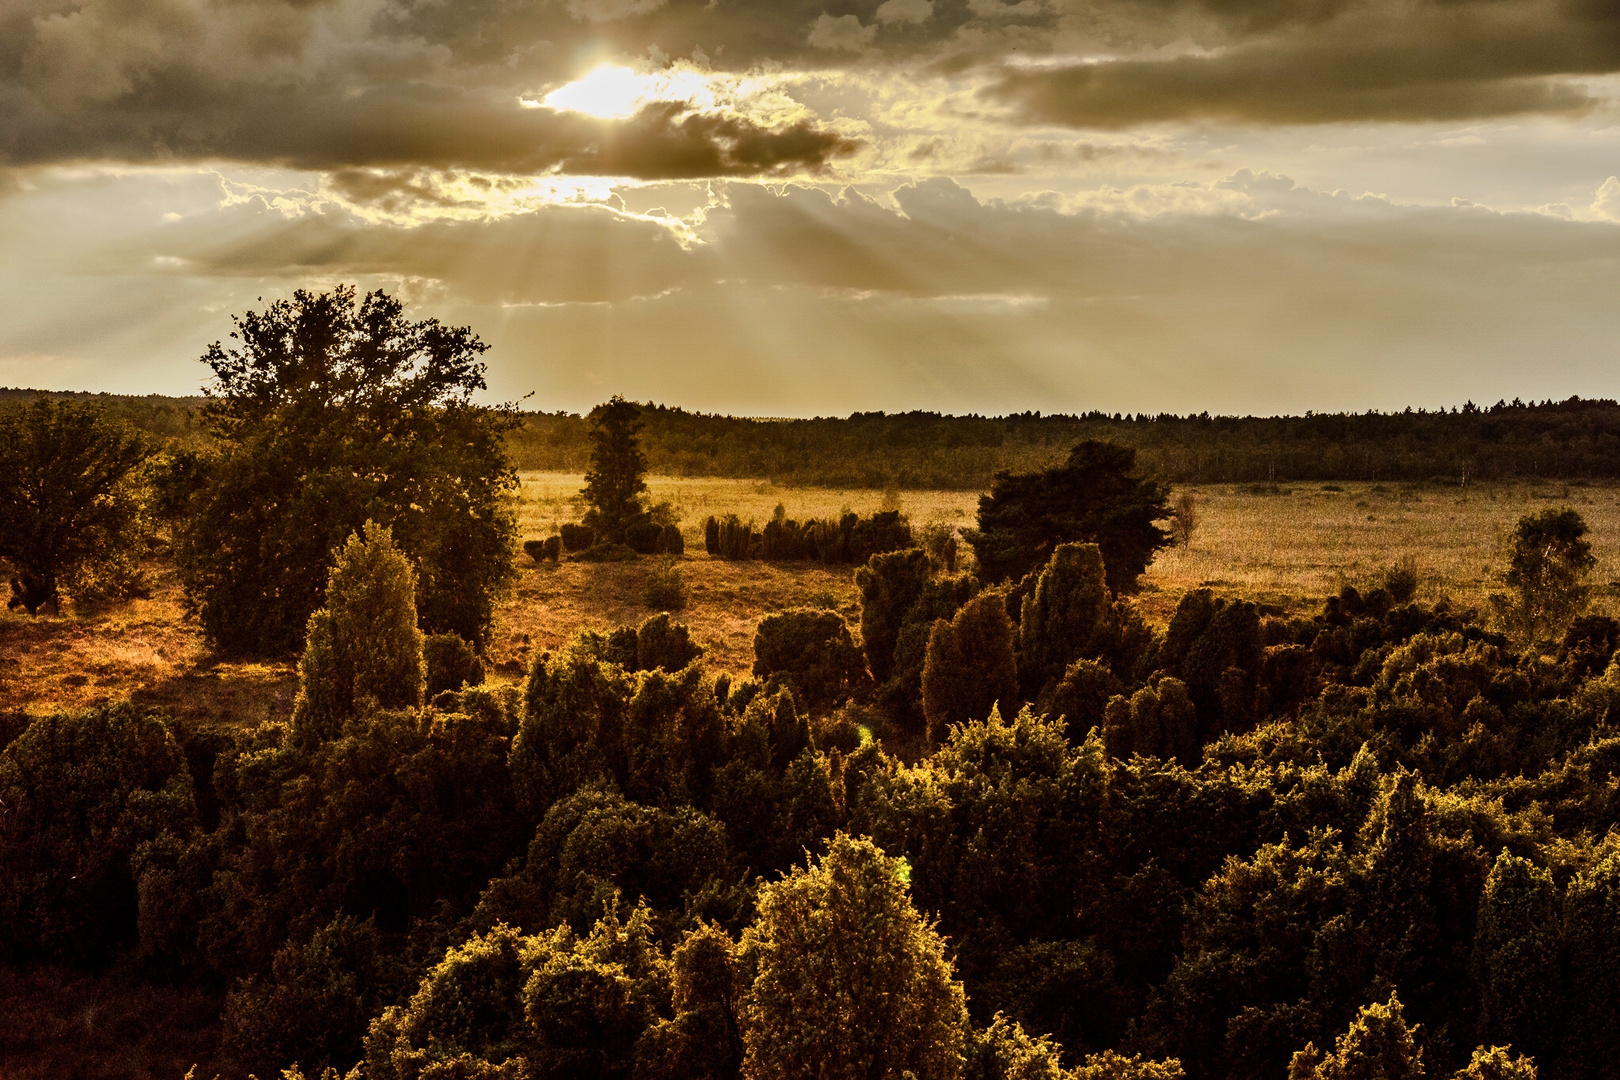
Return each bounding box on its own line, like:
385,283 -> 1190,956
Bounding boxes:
7,474 -> 1620,720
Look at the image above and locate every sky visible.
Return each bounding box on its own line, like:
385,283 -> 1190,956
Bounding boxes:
2,0 -> 1619,416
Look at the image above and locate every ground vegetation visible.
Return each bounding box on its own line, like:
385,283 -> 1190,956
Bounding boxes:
14,379 -> 1620,1079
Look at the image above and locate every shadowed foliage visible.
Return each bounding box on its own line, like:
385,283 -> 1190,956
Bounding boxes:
0,396 -> 153,613
922,594 -> 1020,743
968,441 -> 1170,592
753,609 -> 867,715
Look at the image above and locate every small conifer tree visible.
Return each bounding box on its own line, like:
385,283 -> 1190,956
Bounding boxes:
292,522 -> 425,744
739,834 -> 967,1080
855,548 -> 932,684
922,592 -> 1020,742
581,396 -> 649,543
1018,542 -> 1111,694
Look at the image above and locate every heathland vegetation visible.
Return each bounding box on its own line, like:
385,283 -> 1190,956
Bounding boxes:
8,289 -> 1620,1080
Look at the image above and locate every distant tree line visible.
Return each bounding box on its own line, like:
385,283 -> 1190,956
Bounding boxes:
14,388 -> 1620,488
506,397 -> 1620,487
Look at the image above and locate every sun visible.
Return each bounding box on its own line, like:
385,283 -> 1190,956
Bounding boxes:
535,63 -> 719,120
540,65 -> 647,119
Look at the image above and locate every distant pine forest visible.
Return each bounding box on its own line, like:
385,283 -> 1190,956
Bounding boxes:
5,388 -> 1617,487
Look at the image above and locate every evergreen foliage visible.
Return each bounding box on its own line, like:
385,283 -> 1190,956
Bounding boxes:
168,286 -> 517,654
856,548 -> 933,684
425,633 -> 485,697
644,559 -> 691,612
55,389 -> 1620,489
705,509 -> 913,564
739,834 -> 968,1080
291,523 -> 426,745
1472,854 -> 1560,1061
0,704 -> 196,963
1287,996 -> 1424,1080
30,456 -> 1620,1080
581,396 -> 650,543
753,609 -> 868,714
1018,543 -> 1112,696
968,441 -> 1170,591
1490,508 -> 1595,648
922,594 -> 1020,742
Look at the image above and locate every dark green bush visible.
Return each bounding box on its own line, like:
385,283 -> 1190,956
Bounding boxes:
658,525 -> 685,556
194,703 -> 522,982
0,704 -> 197,963
290,523 -> 425,746
855,548 -> 932,684
474,785 -> 735,936
626,521 -> 665,555
922,592 -> 1021,742
365,905 -> 669,1080
575,542 -> 639,562
0,396 -> 154,613
636,613 -> 703,673
1384,557 -> 1421,604
524,537 -> 562,563
560,523 -> 596,551
643,560 -> 689,612
426,633 -> 486,697
222,915 -> 397,1076
1043,658 -> 1123,742
753,609 -> 867,714
1017,542 -> 1113,696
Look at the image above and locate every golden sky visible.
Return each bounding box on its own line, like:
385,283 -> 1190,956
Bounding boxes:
2,0 -> 1619,414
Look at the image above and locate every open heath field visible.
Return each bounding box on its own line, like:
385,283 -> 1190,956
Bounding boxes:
6,474 -> 1620,720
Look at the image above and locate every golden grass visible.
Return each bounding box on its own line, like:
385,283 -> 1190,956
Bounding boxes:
0,559 -> 297,722
7,474 -> 1620,720
1141,480 -> 1620,622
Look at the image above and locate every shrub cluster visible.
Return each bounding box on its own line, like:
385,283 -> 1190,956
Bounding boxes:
704,508 -> 913,564
14,485 -> 1620,1080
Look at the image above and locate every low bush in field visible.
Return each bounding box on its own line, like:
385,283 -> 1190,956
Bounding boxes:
644,560 -> 689,612
704,508 -> 913,564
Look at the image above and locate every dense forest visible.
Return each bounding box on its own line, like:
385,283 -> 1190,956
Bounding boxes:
7,387 -> 1620,488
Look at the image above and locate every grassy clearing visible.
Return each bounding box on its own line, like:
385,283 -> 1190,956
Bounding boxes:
7,475 -> 1620,719
1142,480 -> 1620,622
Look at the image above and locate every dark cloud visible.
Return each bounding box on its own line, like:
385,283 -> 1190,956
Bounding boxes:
4,0 -> 1620,175
986,0 -> 1620,126
0,0 -> 863,174
0,75 -> 857,177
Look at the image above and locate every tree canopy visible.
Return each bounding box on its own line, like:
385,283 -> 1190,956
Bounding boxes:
0,396 -> 152,613
168,286 -> 518,654
968,441 -> 1170,591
